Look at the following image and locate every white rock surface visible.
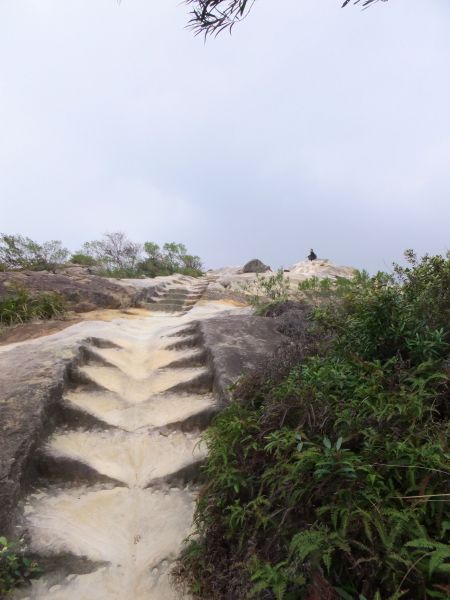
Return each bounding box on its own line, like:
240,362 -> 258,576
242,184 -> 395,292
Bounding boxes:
208,259 -> 356,291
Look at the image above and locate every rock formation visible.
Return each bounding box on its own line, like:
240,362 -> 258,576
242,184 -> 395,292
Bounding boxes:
0,276 -> 286,599
0,267 -> 195,313
242,259 -> 271,273
208,258 -> 357,292
0,258 -> 358,598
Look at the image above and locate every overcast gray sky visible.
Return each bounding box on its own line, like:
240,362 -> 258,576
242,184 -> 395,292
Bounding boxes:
1,0 -> 449,272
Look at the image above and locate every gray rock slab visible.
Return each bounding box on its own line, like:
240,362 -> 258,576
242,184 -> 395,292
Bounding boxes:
0,302 -> 286,541
199,314 -> 286,402
0,344 -> 76,535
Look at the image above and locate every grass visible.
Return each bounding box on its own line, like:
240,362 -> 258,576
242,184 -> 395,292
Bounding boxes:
173,251 -> 450,600
0,286 -> 66,326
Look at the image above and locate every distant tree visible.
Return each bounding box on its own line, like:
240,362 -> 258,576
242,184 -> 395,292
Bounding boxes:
140,240 -> 203,277
185,0 -> 385,36
39,240 -> 70,271
181,254 -> 203,272
139,242 -> 164,277
143,242 -> 161,262
0,234 -> 69,271
162,242 -> 187,270
81,232 -> 143,271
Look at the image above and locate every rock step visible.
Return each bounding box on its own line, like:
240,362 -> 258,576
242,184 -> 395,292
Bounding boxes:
72,364 -> 211,401
13,302 -> 217,600
36,428 -> 206,488
143,280 -> 208,313
61,390 -> 217,432
15,487 -> 197,600
147,303 -> 189,312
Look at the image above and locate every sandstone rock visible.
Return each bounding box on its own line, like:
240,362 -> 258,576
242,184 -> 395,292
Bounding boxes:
0,342 -> 74,535
208,260 -> 357,293
0,270 -> 192,313
199,314 -> 286,402
0,270 -> 135,312
242,259 -> 271,274
288,259 -> 357,281
0,296 -> 287,543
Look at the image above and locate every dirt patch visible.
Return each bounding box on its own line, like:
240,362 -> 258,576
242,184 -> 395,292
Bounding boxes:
0,308 -> 156,346
0,317 -> 82,346
197,298 -> 248,308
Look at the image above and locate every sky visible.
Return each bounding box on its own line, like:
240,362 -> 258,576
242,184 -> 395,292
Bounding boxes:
0,0 -> 449,272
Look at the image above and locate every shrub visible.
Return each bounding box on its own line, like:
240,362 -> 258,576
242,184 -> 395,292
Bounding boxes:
174,251 -> 450,600
70,253 -> 98,267
0,536 -> 40,595
0,286 -> 66,326
240,269 -> 291,315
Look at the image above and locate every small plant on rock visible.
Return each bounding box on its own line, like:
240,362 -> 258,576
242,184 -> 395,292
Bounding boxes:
0,537 -> 40,595
241,268 -> 291,314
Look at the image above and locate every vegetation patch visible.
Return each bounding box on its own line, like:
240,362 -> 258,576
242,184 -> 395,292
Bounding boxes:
76,234 -> 203,278
0,231 -> 203,279
0,286 -> 66,327
240,268 -> 292,315
174,251 -> 450,600
0,537 -> 40,596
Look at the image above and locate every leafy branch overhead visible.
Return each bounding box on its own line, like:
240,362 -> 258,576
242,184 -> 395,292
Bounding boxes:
185,0 -> 387,36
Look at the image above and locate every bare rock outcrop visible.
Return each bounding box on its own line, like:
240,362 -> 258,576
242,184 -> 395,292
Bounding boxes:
0,268 -> 195,313
208,259 -> 357,292
0,269 -> 137,312
242,259 -> 271,274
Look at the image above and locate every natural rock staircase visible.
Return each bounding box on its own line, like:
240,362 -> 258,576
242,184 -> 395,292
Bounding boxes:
14,282 -> 218,600
145,279 -> 208,314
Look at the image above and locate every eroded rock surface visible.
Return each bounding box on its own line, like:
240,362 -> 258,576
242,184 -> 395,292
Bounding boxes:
208,258 -> 356,292
199,314 -> 286,401
0,278 -> 288,600
0,269 -> 203,313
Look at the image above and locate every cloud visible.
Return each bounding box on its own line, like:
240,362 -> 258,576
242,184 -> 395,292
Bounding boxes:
0,0 -> 449,271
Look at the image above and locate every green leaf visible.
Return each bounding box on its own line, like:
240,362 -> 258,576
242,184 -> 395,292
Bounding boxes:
429,548 -> 450,575
335,589 -> 354,600
405,538 -> 438,550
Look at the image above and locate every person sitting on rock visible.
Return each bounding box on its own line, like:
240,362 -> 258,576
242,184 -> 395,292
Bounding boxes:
308,249 -> 317,261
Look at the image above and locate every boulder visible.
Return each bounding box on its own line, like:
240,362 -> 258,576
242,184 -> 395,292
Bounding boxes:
199,314 -> 286,402
242,259 -> 271,274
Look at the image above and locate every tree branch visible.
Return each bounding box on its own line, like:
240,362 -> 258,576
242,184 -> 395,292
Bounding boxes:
185,0 -> 387,37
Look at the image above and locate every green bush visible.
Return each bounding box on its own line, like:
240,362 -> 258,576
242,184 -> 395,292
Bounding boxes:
70,253 -> 98,267
0,286 -> 66,326
0,537 -> 40,595
174,251 -> 450,600
241,269 -> 291,315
